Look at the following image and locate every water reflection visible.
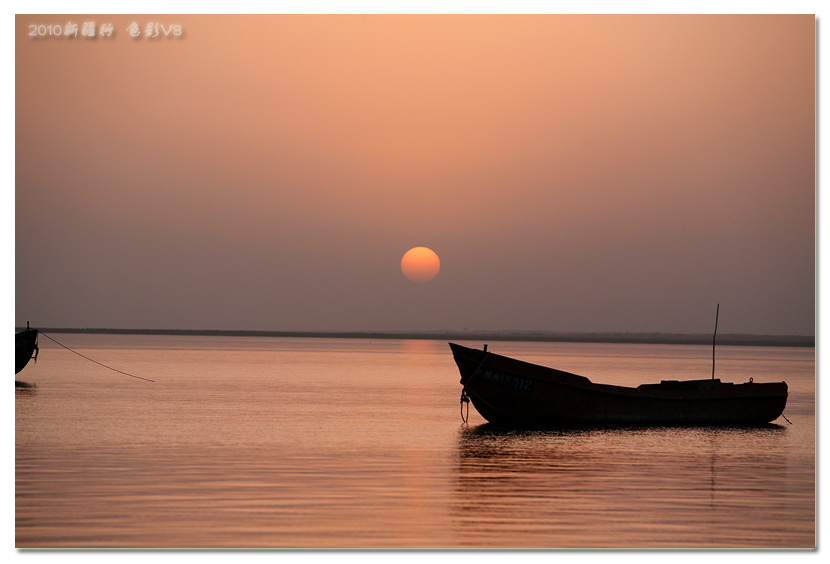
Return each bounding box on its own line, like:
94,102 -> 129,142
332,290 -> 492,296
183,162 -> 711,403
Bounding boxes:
452,423 -> 797,548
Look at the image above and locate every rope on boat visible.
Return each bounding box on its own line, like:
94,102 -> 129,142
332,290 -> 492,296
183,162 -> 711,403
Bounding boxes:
38,331 -> 155,383
780,412 -> 792,425
459,350 -> 490,423
460,389 -> 470,424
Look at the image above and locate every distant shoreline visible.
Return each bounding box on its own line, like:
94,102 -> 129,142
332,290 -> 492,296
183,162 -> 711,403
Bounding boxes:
18,327 -> 815,348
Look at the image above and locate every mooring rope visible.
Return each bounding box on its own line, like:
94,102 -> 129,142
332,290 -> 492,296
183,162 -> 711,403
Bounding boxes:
460,389 -> 470,423
459,350 -> 490,423
38,331 -> 155,383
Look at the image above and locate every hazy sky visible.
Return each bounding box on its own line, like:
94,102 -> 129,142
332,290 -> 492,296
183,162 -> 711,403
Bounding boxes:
15,14 -> 815,335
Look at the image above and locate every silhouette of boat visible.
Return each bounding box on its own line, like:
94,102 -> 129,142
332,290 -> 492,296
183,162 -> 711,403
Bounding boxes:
16,324 -> 39,375
449,342 -> 788,425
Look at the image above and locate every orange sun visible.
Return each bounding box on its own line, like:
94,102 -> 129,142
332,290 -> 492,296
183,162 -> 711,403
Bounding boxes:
401,247 -> 441,283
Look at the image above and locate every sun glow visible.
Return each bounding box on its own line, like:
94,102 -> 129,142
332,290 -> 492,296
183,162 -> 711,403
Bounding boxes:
401,247 -> 441,283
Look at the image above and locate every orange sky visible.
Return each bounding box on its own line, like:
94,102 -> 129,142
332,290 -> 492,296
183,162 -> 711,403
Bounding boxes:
15,14 -> 815,334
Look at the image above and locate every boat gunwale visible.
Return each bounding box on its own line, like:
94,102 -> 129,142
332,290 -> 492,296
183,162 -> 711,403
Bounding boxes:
450,342 -> 788,401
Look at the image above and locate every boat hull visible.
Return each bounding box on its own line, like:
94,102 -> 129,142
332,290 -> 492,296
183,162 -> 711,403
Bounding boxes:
16,328 -> 39,375
450,342 -> 788,426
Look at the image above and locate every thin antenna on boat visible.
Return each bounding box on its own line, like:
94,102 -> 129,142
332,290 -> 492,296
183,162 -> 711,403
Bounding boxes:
712,303 -> 719,380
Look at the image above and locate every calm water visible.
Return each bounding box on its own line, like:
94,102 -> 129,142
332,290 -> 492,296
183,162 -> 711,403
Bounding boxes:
15,335 -> 815,548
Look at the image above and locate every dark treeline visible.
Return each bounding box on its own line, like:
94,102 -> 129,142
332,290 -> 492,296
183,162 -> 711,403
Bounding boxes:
20,327 -> 815,348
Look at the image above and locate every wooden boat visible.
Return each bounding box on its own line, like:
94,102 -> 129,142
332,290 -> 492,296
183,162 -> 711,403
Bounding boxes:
449,342 -> 788,426
16,325 -> 39,374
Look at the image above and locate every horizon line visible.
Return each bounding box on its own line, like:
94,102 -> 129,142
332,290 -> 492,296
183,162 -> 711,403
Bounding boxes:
17,327 -> 815,347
